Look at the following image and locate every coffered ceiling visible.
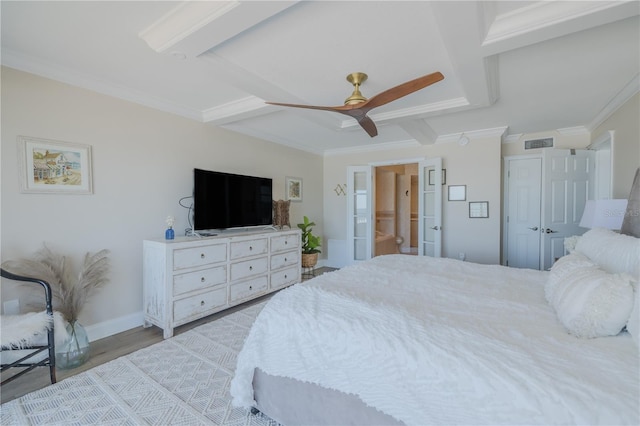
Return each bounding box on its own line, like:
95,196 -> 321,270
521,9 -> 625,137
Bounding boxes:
2,1 -> 638,154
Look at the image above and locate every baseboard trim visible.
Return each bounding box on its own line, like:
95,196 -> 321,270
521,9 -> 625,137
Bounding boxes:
85,311 -> 144,342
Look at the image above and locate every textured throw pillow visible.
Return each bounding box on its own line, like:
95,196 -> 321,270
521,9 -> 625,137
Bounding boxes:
547,253 -> 635,338
574,228 -> 640,280
545,252 -> 594,304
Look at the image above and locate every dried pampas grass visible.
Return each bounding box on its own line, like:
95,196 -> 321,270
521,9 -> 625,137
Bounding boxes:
2,244 -> 110,324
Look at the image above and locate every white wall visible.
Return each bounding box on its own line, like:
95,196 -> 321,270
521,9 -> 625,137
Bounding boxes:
323,133 -> 503,265
592,93 -> 640,199
0,67 -> 323,339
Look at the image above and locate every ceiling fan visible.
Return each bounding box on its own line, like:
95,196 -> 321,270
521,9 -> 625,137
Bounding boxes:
265,71 -> 444,137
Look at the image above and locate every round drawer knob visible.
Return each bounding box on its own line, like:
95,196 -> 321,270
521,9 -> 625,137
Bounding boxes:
201,277 -> 205,282
249,285 -> 253,290
200,253 -> 205,259
249,246 -> 253,251
285,241 -> 288,245
284,274 -> 288,279
200,300 -> 205,306
249,266 -> 253,270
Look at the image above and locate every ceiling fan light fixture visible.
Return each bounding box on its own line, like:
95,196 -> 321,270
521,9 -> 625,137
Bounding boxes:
344,72 -> 368,105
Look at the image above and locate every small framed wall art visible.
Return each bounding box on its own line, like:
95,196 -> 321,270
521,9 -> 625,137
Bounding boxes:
448,185 -> 466,201
18,136 -> 93,194
428,169 -> 446,185
469,201 -> 489,218
285,176 -> 303,202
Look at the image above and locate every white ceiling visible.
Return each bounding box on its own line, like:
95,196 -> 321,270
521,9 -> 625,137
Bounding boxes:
2,1 -> 638,155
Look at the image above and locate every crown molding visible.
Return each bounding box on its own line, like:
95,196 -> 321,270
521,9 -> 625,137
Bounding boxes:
557,126 -> 590,136
203,96 -> 269,124
323,139 -> 420,157
587,73 -> 639,132
1,49 -> 203,122
435,126 -> 508,144
339,97 -> 470,131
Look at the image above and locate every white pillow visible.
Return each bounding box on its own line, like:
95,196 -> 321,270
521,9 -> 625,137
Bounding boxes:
547,253 -> 635,338
574,228 -> 640,280
563,235 -> 580,254
627,284 -> 639,348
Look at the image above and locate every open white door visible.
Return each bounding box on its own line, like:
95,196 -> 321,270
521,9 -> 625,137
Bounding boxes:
347,166 -> 373,263
418,158 -> 442,257
541,149 -> 595,269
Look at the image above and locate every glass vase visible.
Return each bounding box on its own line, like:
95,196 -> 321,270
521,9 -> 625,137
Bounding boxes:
165,227 -> 175,240
55,321 -> 90,370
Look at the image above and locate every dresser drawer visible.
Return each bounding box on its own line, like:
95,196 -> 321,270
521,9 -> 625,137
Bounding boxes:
230,256 -> 268,281
173,244 -> 227,270
271,234 -> 299,253
229,276 -> 268,303
270,251 -> 298,270
230,238 -> 268,260
173,287 -> 227,323
173,266 -> 227,296
271,265 -> 299,290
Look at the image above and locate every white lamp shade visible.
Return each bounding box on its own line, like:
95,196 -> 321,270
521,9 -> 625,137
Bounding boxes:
579,199 -> 628,230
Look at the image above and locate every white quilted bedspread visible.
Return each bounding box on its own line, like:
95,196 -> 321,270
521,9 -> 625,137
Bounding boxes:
231,255 -> 639,425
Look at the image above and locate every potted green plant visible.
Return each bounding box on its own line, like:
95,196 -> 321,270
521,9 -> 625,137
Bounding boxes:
297,216 -> 322,268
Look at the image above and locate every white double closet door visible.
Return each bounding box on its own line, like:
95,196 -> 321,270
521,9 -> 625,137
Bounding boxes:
504,149 -> 594,270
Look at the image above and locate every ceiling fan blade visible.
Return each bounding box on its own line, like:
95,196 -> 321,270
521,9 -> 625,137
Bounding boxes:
362,72 -> 444,111
265,101 -> 342,113
357,115 -> 378,137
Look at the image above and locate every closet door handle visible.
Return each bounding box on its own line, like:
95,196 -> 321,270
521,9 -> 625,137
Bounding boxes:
528,227 -> 538,231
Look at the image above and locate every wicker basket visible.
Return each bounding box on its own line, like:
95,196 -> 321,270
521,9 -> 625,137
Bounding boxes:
301,253 -> 318,268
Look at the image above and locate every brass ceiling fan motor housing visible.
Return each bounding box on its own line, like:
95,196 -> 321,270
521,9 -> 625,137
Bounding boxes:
344,72 -> 368,105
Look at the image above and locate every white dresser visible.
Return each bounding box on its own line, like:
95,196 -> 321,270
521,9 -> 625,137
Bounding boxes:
143,229 -> 301,338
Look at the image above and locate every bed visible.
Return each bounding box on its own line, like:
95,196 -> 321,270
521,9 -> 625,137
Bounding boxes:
375,230 -> 398,255
231,169 -> 640,425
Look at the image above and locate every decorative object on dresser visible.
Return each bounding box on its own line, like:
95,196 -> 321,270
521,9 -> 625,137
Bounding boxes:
2,245 -> 110,370
165,215 -> 175,240
297,216 -> 321,271
272,200 -> 291,229
143,229 -> 301,339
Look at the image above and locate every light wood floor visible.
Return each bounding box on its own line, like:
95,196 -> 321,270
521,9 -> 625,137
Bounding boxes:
1,267 -> 336,404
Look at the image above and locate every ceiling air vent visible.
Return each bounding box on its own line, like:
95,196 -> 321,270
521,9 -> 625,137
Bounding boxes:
524,137 -> 554,149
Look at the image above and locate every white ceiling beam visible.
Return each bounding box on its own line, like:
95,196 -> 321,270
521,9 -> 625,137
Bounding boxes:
429,1 -> 499,108
398,119 -> 438,145
199,52 -> 344,130
139,1 -> 299,58
481,1 -> 639,56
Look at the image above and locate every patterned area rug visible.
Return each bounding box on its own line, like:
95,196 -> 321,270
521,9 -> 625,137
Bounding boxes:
1,301 -> 277,425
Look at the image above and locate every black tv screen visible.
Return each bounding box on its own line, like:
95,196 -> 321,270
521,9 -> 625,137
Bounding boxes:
193,168 -> 273,230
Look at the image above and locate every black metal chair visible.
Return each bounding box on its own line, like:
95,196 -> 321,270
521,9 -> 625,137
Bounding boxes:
1,268 -> 57,385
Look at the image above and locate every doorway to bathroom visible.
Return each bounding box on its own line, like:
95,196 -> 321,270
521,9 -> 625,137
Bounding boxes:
375,163 -> 419,256
346,157 -> 442,263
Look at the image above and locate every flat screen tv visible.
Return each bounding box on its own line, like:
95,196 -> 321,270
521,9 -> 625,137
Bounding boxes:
193,168 -> 273,231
